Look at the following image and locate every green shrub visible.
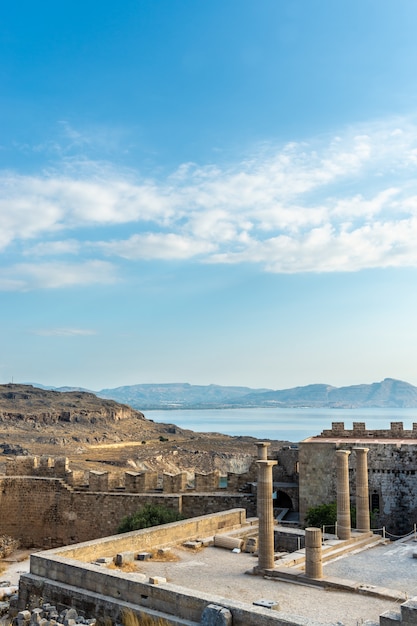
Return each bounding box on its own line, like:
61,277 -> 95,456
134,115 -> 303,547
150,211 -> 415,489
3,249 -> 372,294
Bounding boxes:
304,501 -> 356,529
118,504 -> 184,533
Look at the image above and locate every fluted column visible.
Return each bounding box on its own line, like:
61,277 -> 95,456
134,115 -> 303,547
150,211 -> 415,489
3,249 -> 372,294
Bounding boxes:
257,459 -> 277,570
355,447 -> 370,532
255,442 -> 271,517
336,449 -> 351,540
255,442 -> 270,460
305,527 -> 323,579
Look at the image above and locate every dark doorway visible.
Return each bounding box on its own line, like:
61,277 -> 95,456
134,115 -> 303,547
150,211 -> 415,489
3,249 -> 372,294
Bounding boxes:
275,490 -> 293,510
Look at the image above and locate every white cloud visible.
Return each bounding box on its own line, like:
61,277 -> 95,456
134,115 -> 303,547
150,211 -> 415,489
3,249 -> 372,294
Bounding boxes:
99,233 -> 216,260
33,328 -> 97,337
0,261 -> 118,291
3,117 -> 417,278
25,239 -> 81,256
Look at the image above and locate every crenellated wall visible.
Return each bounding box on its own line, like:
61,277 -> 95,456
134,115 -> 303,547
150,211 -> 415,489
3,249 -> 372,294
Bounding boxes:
318,421 -> 417,439
299,423 -> 417,534
0,459 -> 257,548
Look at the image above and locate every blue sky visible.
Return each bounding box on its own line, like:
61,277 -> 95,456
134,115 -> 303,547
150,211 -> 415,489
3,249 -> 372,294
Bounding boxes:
2,0 -> 417,390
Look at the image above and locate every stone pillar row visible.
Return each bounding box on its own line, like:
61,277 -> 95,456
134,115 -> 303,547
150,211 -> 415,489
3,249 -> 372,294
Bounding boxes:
336,447 -> 370,540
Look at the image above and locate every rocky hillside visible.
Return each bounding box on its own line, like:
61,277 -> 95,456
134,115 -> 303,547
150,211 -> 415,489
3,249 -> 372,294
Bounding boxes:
0,384 -> 146,425
0,384 -> 280,477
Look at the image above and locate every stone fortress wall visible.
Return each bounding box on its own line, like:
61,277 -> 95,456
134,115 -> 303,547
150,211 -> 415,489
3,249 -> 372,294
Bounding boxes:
299,421 -> 417,535
0,447 -> 299,549
3,420 -> 417,545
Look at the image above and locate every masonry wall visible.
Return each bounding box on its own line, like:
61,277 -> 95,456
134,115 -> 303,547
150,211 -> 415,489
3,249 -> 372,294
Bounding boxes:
18,510 -> 310,626
298,441 -> 337,524
0,476 -> 256,548
299,437 -> 417,535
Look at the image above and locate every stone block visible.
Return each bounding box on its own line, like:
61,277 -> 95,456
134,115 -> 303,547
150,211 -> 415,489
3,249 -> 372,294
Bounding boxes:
213,535 -> 243,550
253,599 -> 280,611
245,537 -> 258,553
183,541 -> 202,549
201,604 -> 232,626
148,576 -> 166,584
30,608 -> 44,624
401,599 -> 417,624
115,551 -> 135,566
17,610 -> 32,623
64,609 -> 78,622
137,552 -> 152,561
380,610 -> 402,626
157,548 -> 171,557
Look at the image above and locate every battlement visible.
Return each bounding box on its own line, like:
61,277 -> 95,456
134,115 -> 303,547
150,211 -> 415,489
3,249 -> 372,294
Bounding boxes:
5,455 -> 69,477
3,455 -> 248,494
317,421 -> 417,439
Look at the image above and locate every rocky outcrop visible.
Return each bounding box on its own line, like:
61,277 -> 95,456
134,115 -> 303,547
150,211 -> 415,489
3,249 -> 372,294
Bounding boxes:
0,384 -> 145,426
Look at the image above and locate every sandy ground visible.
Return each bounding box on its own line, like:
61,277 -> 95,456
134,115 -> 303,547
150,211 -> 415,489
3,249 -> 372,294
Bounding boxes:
0,551 -> 31,586
2,540 -> 416,626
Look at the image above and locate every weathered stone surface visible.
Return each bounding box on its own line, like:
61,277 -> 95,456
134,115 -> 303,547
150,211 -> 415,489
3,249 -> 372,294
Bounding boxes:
115,551 -> 135,566
253,599 -> 280,611
201,604 -> 233,626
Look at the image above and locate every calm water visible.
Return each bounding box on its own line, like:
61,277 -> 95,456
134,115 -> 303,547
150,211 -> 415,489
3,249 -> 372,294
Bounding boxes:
144,407 -> 417,443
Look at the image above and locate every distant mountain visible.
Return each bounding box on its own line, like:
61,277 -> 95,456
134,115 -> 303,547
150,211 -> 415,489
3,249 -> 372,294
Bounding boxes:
98,378 -> 417,409
97,382 -> 270,409
28,378 -> 417,409
229,378 -> 417,408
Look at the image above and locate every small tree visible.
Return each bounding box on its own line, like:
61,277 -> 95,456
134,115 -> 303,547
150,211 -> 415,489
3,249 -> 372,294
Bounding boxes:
118,503 -> 184,533
304,502 -> 356,530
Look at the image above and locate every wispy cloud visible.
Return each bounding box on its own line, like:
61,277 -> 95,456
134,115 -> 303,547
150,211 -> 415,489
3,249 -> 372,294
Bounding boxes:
2,117 -> 417,283
0,261 -> 118,291
33,328 -> 97,337
98,233 -> 217,260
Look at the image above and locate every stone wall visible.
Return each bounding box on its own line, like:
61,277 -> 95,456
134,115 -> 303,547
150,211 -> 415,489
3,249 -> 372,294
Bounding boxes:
299,438 -> 417,535
17,510 -> 314,626
0,476 -> 255,548
317,421 -> 417,439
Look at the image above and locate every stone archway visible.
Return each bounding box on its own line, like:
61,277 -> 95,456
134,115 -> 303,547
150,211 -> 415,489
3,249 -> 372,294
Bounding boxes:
275,490 -> 293,510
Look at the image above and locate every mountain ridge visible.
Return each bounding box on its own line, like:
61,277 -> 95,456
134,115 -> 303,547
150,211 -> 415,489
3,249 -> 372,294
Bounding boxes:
28,378 -> 417,409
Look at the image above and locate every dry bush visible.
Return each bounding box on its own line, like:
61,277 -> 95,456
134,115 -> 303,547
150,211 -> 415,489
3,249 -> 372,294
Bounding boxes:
123,609 -> 172,626
150,550 -> 178,563
106,562 -> 139,573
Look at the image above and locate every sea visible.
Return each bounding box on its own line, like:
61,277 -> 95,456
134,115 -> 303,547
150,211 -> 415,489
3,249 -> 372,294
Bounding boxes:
144,407 -> 417,443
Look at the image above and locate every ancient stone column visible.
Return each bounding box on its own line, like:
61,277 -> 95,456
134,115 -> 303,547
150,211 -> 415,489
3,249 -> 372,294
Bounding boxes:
336,449 -> 351,540
355,447 -> 370,532
256,442 -> 270,460
257,459 -> 277,571
305,527 -> 323,579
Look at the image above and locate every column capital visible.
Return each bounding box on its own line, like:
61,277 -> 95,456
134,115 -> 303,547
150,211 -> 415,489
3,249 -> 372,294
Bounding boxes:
255,442 -> 271,460
354,447 -> 369,454
336,449 -> 351,457
256,460 -> 277,468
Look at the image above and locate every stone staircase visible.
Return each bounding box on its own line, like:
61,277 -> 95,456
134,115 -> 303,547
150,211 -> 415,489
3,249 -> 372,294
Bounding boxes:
380,597 -> 417,626
276,531 -> 386,570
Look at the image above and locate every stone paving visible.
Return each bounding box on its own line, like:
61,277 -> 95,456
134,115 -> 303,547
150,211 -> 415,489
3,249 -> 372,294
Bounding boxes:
323,537 -> 417,597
